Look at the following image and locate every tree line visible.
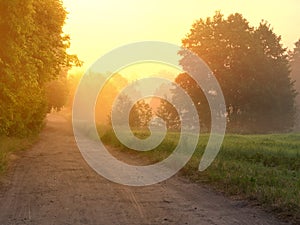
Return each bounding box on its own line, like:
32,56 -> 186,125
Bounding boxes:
157,12 -> 299,133
290,40 -> 300,131
103,12 -> 300,134
116,12 -> 299,133
1,6 -> 299,136
0,0 -> 79,136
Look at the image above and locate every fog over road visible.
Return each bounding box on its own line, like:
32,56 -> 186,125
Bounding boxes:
0,114 -> 289,225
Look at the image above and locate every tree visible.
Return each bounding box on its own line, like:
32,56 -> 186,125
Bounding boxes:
95,73 -> 128,125
173,73 -> 211,131
45,70 -> 69,112
110,94 -> 135,126
178,11 -> 296,133
110,94 -> 153,130
0,0 -> 79,136
156,98 -> 180,131
290,39 -> 300,130
130,100 -> 153,129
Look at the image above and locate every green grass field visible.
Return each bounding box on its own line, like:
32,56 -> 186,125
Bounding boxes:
0,136 -> 35,174
100,129 -> 300,223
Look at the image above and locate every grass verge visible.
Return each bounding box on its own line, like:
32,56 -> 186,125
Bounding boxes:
100,129 -> 300,224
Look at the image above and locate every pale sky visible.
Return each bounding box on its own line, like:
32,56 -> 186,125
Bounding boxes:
63,0 -> 300,73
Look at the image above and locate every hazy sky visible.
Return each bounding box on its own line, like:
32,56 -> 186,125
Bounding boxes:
63,0 -> 300,72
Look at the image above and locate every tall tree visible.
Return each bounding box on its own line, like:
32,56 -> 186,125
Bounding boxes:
290,39 -> 300,130
45,69 -> 69,112
0,0 -> 78,136
111,94 -> 132,126
110,94 -> 153,130
156,98 -> 180,131
178,12 -> 296,133
130,100 -> 153,129
173,73 -> 211,131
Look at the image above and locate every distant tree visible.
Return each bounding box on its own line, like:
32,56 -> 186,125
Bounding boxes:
45,70 -> 69,112
95,73 -> 128,125
156,98 -> 180,131
130,100 -> 153,129
178,11 -> 296,133
66,71 -> 85,108
173,73 -> 211,131
290,39 -> 300,130
110,94 -> 153,130
110,94 -> 135,126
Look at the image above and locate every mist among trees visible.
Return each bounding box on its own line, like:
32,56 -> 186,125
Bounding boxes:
1,5 -> 299,137
158,12 -> 297,133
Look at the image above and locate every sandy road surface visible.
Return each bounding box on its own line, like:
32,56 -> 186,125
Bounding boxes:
0,114 -> 290,225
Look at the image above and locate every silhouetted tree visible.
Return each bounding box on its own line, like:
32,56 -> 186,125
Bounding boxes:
130,100 -> 153,129
290,39 -> 300,131
45,70 -> 69,112
177,11 -> 296,133
156,98 -> 180,131
173,73 -> 211,131
110,94 -> 152,129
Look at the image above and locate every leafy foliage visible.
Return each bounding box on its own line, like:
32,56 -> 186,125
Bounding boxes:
173,73 -> 211,131
130,100 -> 153,129
0,0 -> 78,136
290,39 -> 300,131
111,94 -> 153,129
156,98 -> 180,131
45,70 -> 69,112
176,12 -> 296,133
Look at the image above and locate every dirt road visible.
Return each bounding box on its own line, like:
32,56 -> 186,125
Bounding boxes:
0,114 -> 289,225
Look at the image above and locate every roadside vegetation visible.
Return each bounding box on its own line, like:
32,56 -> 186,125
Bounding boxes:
0,0 -> 79,174
100,129 -> 300,223
96,13 -> 300,224
0,136 -> 36,175
0,0 -> 80,137
0,3 -> 299,224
